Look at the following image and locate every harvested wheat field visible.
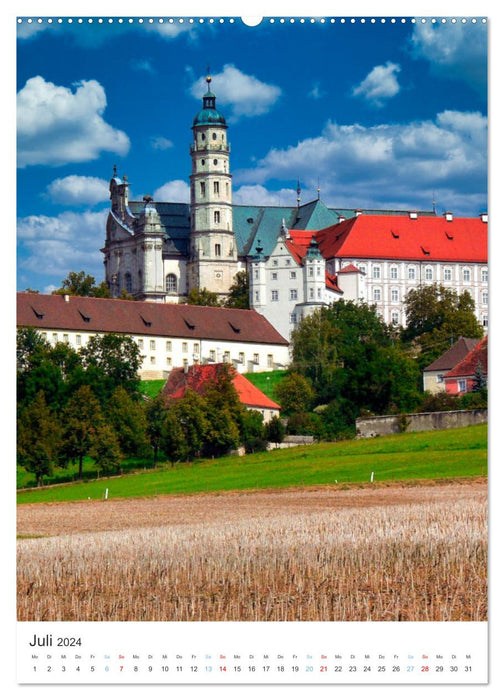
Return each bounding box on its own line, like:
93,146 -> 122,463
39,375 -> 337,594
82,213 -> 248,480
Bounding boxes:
17,480 -> 487,622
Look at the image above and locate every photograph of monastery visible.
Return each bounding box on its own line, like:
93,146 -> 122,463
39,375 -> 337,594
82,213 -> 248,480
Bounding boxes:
16,16 -> 487,629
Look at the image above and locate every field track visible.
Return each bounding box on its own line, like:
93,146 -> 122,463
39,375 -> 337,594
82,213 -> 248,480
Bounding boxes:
18,478 -> 486,538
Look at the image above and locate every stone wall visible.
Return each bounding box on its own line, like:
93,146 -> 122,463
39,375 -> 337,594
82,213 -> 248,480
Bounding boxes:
356,409 -> 487,438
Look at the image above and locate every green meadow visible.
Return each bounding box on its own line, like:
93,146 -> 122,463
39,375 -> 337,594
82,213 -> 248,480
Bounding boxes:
17,423 -> 487,504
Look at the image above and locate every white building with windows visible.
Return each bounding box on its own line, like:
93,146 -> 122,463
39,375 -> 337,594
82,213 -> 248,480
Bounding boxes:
247,210 -> 488,339
17,293 -> 289,379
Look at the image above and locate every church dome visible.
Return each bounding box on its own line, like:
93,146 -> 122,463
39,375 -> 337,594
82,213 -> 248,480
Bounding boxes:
192,76 -> 227,128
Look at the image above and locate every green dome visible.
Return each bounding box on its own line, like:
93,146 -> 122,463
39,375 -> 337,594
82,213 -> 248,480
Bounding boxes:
192,78 -> 227,128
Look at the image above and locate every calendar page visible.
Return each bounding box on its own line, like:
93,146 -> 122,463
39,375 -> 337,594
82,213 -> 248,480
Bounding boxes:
12,1 -> 494,696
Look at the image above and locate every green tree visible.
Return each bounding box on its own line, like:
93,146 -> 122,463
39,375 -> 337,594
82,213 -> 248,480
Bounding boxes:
173,390 -> 210,460
187,287 -> 221,306
145,394 -> 168,468
53,271 -> 98,297
264,415 -> 285,445
290,308 -> 340,399
79,333 -> 143,400
290,299 -> 420,424
238,409 -> 267,453
105,386 -> 150,459
161,405 -> 188,466
17,332 -> 83,412
403,284 -> 483,370
58,385 -> 103,479
201,364 -> 243,456
16,327 -> 50,373
274,372 -> 315,415
472,361 -> 487,392
53,270 -> 111,298
17,391 -> 61,486
89,423 -> 123,475
225,270 -> 250,309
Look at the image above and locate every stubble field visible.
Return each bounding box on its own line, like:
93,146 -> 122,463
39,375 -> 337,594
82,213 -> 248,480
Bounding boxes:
17,480 -> 487,622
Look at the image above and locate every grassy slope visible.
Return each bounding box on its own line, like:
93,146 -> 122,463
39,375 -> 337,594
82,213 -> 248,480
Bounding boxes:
17,423 -> 487,504
242,370 -> 287,401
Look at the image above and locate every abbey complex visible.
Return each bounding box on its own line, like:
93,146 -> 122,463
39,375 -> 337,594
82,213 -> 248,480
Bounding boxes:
102,76 -> 488,342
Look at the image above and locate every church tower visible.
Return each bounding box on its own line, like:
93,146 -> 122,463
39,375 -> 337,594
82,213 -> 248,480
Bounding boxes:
188,75 -> 238,298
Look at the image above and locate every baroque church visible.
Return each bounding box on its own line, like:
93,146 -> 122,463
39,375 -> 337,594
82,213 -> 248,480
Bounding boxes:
103,77 -> 488,341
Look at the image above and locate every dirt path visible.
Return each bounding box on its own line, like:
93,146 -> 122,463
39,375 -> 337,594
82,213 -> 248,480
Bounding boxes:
17,478 -> 487,537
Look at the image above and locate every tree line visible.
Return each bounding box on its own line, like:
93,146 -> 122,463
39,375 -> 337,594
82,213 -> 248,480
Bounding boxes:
271,285 -> 486,439
17,330 -> 282,487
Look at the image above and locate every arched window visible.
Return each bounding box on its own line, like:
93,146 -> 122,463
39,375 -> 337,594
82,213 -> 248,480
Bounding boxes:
125,272 -> 132,293
166,273 -> 177,293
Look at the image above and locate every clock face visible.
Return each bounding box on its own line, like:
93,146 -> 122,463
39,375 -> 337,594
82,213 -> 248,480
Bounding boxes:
215,271 -> 223,279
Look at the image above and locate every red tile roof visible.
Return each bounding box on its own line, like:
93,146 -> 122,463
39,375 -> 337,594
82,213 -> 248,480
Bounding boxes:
444,336 -> 488,379
284,231 -> 343,292
284,238 -> 307,265
315,214 -> 487,263
163,364 -> 281,410
338,264 -> 363,274
325,271 -> 342,293
17,293 -> 289,345
423,337 -> 481,372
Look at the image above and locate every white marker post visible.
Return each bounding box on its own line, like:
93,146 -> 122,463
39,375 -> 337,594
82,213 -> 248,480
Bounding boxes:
370,472 -> 374,483
105,488 -> 109,500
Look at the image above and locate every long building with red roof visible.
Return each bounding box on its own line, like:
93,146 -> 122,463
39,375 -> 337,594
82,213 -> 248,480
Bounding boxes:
248,211 -> 488,339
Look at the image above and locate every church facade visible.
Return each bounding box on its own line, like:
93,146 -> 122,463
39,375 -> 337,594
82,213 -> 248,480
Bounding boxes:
102,78 -> 488,340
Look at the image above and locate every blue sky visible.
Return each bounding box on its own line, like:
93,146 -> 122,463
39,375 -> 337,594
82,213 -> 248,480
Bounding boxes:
16,15 -> 488,293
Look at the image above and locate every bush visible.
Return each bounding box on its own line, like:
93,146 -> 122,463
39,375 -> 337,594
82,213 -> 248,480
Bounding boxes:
457,390 -> 488,410
286,411 -> 321,436
416,392 -> 459,413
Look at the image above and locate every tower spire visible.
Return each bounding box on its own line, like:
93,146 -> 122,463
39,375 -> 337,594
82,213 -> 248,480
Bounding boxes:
296,178 -> 301,208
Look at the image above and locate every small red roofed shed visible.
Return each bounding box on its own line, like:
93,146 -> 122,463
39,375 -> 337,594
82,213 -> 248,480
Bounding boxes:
163,363 -> 281,422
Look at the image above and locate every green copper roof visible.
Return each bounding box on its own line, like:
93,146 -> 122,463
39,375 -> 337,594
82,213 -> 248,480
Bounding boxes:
192,82 -> 227,127
305,235 -> 323,259
293,199 -> 340,231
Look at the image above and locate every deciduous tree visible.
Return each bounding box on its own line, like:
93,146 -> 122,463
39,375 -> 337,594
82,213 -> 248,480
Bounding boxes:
17,391 -> 61,486
57,385 -> 103,479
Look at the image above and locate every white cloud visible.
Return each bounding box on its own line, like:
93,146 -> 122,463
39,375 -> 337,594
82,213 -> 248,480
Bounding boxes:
131,58 -> 156,73
234,185 -> 298,206
352,62 -> 401,107
16,21 -> 53,40
144,21 -> 196,41
235,110 -> 487,216
17,76 -> 130,167
150,136 -> 174,151
46,175 -> 110,206
190,64 -> 281,121
153,180 -> 190,202
308,83 -> 325,100
17,209 -> 108,280
410,21 -> 487,95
